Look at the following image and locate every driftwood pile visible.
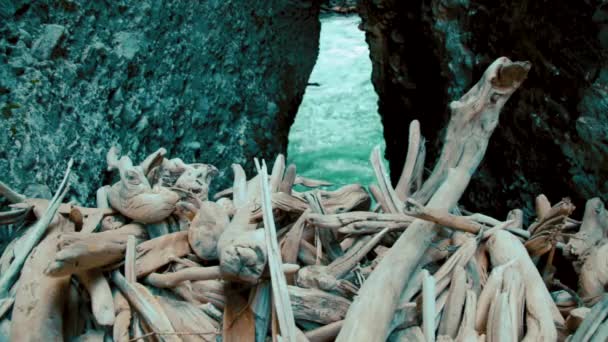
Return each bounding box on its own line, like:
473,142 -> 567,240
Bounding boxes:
0,57 -> 607,342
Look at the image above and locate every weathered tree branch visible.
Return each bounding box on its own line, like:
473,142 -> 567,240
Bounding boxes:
336,57 -> 530,342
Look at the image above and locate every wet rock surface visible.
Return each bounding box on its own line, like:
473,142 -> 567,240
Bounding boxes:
359,0 -> 608,217
0,0 -> 320,203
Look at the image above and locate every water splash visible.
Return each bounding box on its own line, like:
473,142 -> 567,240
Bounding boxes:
287,15 -> 386,188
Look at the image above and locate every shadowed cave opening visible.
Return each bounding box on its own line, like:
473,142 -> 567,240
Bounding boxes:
286,14 -> 387,188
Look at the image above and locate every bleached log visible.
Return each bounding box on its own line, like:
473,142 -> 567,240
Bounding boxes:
455,290 -> 479,342
502,266 -> 525,340
77,270 -> 114,326
251,184 -> 371,219
222,283 -> 255,342
307,211 -> 411,229
10,215 -> 74,341
475,260 -> 514,333
289,286 -> 351,324
135,230 -> 191,278
110,271 -> 179,342
280,164 -> 297,194
486,231 -> 564,341
438,265 -> 467,338
413,57 -> 531,204
370,145 -> 402,213
77,188 -> 117,327
304,191 -> 343,262
173,163 -> 218,202
46,223 -> 146,276
157,296 -> 219,342
487,293 -> 512,342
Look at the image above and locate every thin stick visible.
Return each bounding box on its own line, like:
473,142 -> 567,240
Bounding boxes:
125,235 -> 144,339
370,146 -> 401,213
0,208 -> 28,225
126,235 -> 136,282
305,191 -> 343,262
145,263 -> 301,289
369,184 -> 392,213
0,180 -> 25,203
128,330 -> 219,341
395,120 -> 422,200
256,158 -> 297,341
77,270 -> 115,326
422,269 -> 436,342
280,164 -> 297,195
404,198 -> 483,233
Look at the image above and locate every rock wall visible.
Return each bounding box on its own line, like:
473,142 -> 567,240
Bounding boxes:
359,0 -> 608,217
0,0 -> 320,202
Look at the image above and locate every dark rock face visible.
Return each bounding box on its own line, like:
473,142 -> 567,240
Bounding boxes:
359,0 -> 608,217
0,0 -> 320,202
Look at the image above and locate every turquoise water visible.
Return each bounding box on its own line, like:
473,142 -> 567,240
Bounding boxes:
287,15 -> 386,188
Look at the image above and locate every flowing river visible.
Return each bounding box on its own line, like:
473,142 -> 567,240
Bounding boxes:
287,15 -> 386,188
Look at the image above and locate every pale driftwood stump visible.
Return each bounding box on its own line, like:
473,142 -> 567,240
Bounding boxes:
217,164 -> 267,284
414,57 -> 531,205
106,147 -> 179,223
188,200 -> 229,261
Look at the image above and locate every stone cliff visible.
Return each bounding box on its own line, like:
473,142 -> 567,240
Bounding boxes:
0,0 -> 321,201
359,0 -> 608,216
